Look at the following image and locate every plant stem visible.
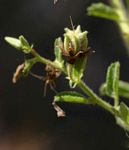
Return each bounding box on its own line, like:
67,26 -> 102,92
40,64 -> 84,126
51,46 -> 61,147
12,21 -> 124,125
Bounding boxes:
109,0 -> 129,54
30,48 -> 119,116
30,48 -> 66,72
78,80 -> 115,115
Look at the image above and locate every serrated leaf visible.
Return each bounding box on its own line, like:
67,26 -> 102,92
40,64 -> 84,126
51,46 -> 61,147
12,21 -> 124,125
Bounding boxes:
22,58 -> 38,77
106,62 -> 120,101
87,3 -> 120,21
54,91 -> 91,104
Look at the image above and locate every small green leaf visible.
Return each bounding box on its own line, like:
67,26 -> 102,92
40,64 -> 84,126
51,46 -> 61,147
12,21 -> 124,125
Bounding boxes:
19,36 -> 30,47
87,3 -> 120,21
73,55 -> 87,81
54,91 -> 91,104
106,62 -> 120,102
119,102 -> 129,123
22,58 -> 38,77
54,37 -> 64,66
118,81 -> 129,99
100,81 -> 129,99
99,83 -> 107,96
116,117 -> 129,131
66,54 -> 87,88
116,102 -> 129,131
19,36 -> 31,53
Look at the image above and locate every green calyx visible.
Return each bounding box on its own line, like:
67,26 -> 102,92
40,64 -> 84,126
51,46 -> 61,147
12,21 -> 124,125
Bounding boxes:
64,25 -> 88,54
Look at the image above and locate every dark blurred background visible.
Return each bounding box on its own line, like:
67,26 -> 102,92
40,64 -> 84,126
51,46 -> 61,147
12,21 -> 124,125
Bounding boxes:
0,0 -> 129,149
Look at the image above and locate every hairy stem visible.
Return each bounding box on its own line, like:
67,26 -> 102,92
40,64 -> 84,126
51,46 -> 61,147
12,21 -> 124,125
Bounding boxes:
31,48 -> 66,72
78,80 -> 115,115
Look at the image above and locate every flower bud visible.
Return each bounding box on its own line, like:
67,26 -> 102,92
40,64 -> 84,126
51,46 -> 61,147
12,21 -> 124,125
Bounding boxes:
5,35 -> 31,54
64,25 -> 88,54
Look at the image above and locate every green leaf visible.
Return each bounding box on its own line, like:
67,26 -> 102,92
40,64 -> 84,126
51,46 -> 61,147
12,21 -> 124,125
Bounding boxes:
116,102 -> 129,131
100,81 -> 129,99
19,36 -> 30,48
19,36 -> 31,53
66,55 -> 87,88
54,91 -> 92,104
87,3 -> 120,21
99,83 -> 107,96
22,58 -> 38,77
119,102 -> 129,123
116,117 -> 129,131
118,81 -> 129,99
73,55 -> 87,81
106,62 -> 120,102
54,37 -> 64,66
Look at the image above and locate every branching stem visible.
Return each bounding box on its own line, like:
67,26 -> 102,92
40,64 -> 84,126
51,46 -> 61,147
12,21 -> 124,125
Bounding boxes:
30,48 -> 120,117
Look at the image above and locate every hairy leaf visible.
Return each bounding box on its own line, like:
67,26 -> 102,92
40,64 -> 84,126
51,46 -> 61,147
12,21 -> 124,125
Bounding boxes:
66,54 -> 87,88
54,91 -> 91,104
87,3 -> 120,21
116,117 -> 129,131
106,62 -> 120,101
73,56 -> 87,82
19,36 -> 31,53
118,81 -> 129,99
22,58 -> 38,77
119,102 -> 129,122
100,81 -> 129,99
